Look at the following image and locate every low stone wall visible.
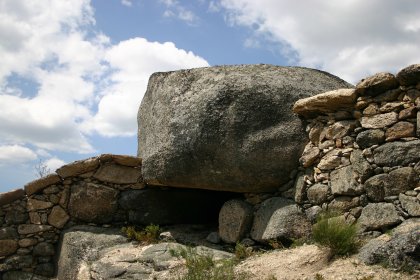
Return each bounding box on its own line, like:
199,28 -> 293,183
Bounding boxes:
0,154 -> 230,278
0,155 -> 143,277
292,64 -> 420,230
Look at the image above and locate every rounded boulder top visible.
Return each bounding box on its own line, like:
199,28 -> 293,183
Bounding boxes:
138,64 -> 352,192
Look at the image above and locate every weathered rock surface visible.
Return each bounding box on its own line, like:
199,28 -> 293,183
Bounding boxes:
360,112 -> 398,129
293,88 -> 356,117
385,121 -> 415,141
328,196 -> 360,212
330,166 -> 363,196
33,242 -> 55,256
0,240 -> 18,257
2,271 -> 50,280
355,129 -> 385,149
93,163 -> 141,184
27,199 -> 53,211
98,154 -> 142,167
0,227 -> 18,239
396,64 -> 420,86
48,205 -> 70,229
17,224 -> 53,235
356,72 -> 398,96
56,157 -> 99,178
24,174 -> 61,196
358,203 -> 401,231
399,194 -> 420,216
373,140 -> 420,166
0,189 -> 25,206
138,65 -> 352,192
118,188 -> 231,225
218,199 -> 253,243
299,143 -> 320,168
56,225 -> 234,280
307,184 -> 329,205
69,182 -> 119,223
358,219 -> 420,270
56,226 -> 128,280
250,197 -> 311,242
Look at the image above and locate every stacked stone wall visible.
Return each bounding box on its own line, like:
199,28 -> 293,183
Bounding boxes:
292,64 -> 420,231
0,155 -> 146,277
0,154 -> 232,278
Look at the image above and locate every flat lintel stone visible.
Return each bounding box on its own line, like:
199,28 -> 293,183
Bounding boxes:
56,157 -> 100,178
0,188 -> 25,206
293,88 -> 356,117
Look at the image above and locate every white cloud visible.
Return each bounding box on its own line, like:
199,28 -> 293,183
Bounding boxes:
44,157 -> 66,172
160,0 -> 199,24
121,0 -> 133,7
83,38 -> 209,136
0,145 -> 37,164
0,0 -> 102,154
218,0 -> 420,83
0,0 -> 209,159
208,1 -> 222,13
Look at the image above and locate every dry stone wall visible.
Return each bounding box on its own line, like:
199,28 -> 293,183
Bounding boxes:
0,155 -> 230,278
216,64 -> 420,253
292,64 -> 420,231
0,155 -> 144,278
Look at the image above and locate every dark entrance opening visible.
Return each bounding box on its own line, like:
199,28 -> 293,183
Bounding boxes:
118,187 -> 240,226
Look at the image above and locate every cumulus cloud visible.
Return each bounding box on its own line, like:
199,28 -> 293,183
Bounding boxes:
0,145 -> 37,164
83,38 -> 209,136
218,0 -> 420,83
0,0 -> 103,154
0,0 -> 209,163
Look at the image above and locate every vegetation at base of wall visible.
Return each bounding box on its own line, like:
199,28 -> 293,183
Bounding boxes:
312,211 -> 358,257
234,242 -> 254,260
267,239 -> 285,250
170,246 -> 250,280
121,224 -> 161,244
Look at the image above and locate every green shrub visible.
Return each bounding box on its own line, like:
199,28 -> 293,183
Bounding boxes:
267,239 -> 285,249
312,213 -> 358,256
121,224 -> 161,244
170,246 -> 248,280
234,242 -> 253,260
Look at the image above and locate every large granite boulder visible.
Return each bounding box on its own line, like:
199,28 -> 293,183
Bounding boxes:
138,65 -> 352,192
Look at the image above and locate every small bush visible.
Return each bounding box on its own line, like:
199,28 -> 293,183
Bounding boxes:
121,224 -> 161,244
234,242 -> 253,260
267,239 -> 285,250
312,213 -> 358,256
170,246 -> 248,280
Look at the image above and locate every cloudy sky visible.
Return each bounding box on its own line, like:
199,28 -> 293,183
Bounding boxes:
1,0 -> 420,192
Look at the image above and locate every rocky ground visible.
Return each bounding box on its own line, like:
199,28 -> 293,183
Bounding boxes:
43,224 -> 419,280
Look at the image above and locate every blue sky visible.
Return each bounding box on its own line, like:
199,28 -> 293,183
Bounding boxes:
1,0 -> 420,193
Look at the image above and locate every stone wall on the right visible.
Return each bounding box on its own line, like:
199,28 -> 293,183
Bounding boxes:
292,64 -> 420,232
